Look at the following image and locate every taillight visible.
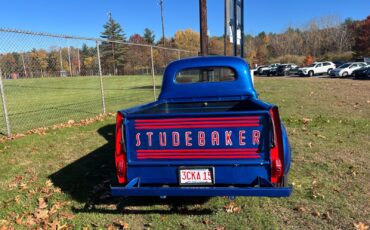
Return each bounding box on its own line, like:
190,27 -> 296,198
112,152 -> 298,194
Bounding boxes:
115,112 -> 127,184
269,107 -> 284,184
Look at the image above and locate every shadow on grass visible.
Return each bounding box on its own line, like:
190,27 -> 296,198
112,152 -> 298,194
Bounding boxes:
49,124 -> 211,215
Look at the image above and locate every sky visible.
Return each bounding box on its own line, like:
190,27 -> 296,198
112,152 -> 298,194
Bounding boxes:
0,0 -> 369,40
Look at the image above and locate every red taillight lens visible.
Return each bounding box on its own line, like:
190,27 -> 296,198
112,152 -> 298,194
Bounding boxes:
269,107 -> 284,184
115,112 -> 127,184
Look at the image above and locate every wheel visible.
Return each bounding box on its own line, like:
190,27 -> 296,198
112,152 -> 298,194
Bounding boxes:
267,72 -> 270,76
342,71 -> 348,77
327,68 -> 333,75
308,71 -> 314,77
283,71 -> 288,76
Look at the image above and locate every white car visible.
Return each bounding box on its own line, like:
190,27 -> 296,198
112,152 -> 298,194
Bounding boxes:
298,62 -> 336,77
330,62 -> 368,77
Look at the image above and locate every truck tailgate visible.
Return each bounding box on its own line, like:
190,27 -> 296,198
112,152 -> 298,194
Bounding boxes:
124,113 -> 272,185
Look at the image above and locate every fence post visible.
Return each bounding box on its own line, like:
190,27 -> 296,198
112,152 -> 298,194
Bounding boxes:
21,53 -> 27,78
96,41 -> 106,114
67,45 -> 73,76
150,46 -> 156,100
0,68 -> 11,136
59,48 -> 64,77
77,48 -> 81,75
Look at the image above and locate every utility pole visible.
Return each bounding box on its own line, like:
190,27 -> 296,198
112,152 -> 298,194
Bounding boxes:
159,0 -> 165,46
199,0 -> 208,56
232,0 -> 237,56
224,0 -> 227,55
240,0 -> 244,58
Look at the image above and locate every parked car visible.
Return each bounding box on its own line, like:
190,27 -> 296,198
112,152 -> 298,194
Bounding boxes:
352,66 -> 370,79
111,56 -> 292,198
298,62 -> 335,77
276,64 -> 299,76
266,63 -> 281,76
259,63 -> 280,75
333,61 -> 345,69
330,62 -> 367,77
254,65 -> 268,75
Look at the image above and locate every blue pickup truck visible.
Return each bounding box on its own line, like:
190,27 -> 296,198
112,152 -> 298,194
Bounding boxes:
111,56 -> 292,198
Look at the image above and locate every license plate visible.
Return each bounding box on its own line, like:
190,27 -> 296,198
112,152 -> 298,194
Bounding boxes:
179,167 -> 214,185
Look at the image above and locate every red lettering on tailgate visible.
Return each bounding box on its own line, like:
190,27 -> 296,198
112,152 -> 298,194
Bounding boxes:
198,131 -> 205,146
185,131 -> 192,146
172,132 -> 180,146
146,132 -> 153,146
211,131 -> 219,146
252,130 -> 260,145
239,130 -> 246,146
159,132 -> 167,146
135,133 -> 141,147
225,131 -> 233,146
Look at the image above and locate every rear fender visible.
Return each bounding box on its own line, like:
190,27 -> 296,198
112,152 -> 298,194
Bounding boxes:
281,123 -> 291,175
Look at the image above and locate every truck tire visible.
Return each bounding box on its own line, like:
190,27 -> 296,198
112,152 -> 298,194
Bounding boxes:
308,71 -> 314,77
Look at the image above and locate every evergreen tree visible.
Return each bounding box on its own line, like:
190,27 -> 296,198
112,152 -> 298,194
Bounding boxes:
143,28 -> 155,45
100,13 -> 127,75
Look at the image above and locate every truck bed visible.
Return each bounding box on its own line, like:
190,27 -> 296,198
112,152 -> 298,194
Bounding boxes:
130,100 -> 267,115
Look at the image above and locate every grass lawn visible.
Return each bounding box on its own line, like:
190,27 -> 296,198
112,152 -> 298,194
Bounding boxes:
0,75 -> 162,134
0,77 -> 369,229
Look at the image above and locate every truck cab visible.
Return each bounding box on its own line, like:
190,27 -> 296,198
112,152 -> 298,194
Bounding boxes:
111,56 -> 292,198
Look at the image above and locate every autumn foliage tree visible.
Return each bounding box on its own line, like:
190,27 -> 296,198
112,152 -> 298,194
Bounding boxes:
303,55 -> 314,66
174,29 -> 199,51
352,16 -> 370,57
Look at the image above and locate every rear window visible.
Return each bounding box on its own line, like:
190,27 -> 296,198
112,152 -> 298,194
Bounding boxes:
176,67 -> 236,83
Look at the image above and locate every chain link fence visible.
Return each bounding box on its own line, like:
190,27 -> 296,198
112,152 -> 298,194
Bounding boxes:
0,28 -> 198,136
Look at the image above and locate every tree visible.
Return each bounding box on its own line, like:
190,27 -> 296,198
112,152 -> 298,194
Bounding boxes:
0,53 -> 16,77
174,29 -> 199,51
143,28 -> 155,45
100,13 -> 127,75
30,49 -> 48,77
126,34 -> 150,74
353,16 -> 370,57
303,54 -> 314,66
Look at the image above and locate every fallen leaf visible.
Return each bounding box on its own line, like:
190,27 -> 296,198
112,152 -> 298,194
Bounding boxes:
315,133 -> 327,139
302,118 -> 312,124
34,209 -> 49,220
294,206 -> 306,213
354,222 -> 369,230
15,215 -> 22,225
323,212 -> 332,220
312,211 -> 320,217
45,180 -> 53,188
14,196 -> 21,204
202,218 -> 210,225
24,215 -> 36,226
59,212 -> 74,220
224,202 -> 241,213
38,197 -> 48,209
49,219 -> 67,230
